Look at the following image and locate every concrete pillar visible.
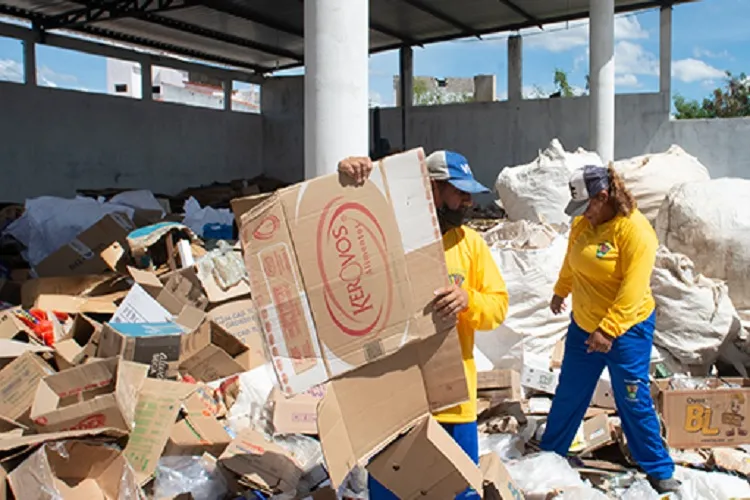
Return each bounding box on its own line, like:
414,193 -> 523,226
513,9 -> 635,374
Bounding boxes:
141,60 -> 152,101
474,75 -> 496,102
507,35 -> 522,102
23,40 -> 36,86
304,0 -> 369,178
399,46 -> 413,149
660,6 -> 672,100
223,80 -> 232,111
589,0 -> 615,163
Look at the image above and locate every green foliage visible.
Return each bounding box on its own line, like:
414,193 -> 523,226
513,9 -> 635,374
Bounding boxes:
412,78 -> 474,105
673,71 -> 750,119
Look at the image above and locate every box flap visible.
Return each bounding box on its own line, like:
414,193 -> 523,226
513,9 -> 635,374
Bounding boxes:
111,284 -> 172,323
21,274 -> 117,309
272,386 -> 326,436
480,453 -> 525,500
0,352 -> 55,425
165,415 -> 232,458
179,321 -> 250,383
208,299 -> 268,370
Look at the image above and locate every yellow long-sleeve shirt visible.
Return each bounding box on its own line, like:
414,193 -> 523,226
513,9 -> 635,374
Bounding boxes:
434,226 -> 509,424
553,209 -> 657,338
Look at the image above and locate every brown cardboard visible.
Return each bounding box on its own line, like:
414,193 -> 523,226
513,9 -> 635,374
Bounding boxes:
29,357 -> 148,433
208,299 -> 269,370
34,214 -> 134,278
480,453 -> 525,500
231,193 -> 273,227
367,416 -> 484,499
97,322 -> 187,379
164,415 -> 232,458
219,428 -> 303,494
578,414 -> 615,454
271,385 -> 326,436
8,440 -> 142,500
21,274 -> 119,309
550,337 -> 565,370
655,378 -> 750,449
128,267 -> 208,318
0,352 -> 55,425
54,314 -> 101,370
179,320 -> 251,383
477,370 -> 523,403
182,384 -> 226,418
239,148 -> 456,396
0,308 -> 35,341
317,331 -> 467,488
710,447 -> 750,477
124,378 -> 196,484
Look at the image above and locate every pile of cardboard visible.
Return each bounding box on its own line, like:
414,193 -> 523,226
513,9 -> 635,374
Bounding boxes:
0,147 -> 747,500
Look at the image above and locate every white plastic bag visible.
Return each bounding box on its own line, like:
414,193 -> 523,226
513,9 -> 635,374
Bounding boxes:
154,455 -> 228,500
182,197 -> 234,237
674,465 -> 750,500
478,433 -> 524,461
109,190 -> 166,215
495,139 -> 602,224
656,178 -> 750,321
476,221 -> 570,369
614,145 -> 710,225
651,246 -> 741,366
505,452 -> 584,498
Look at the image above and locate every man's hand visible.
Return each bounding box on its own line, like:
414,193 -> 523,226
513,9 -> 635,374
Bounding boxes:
434,285 -> 469,320
550,294 -> 567,315
338,156 -> 373,185
585,329 -> 614,354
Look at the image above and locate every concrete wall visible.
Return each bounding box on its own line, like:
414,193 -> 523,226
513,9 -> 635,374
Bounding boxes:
0,81 -> 263,202
261,76 -> 304,183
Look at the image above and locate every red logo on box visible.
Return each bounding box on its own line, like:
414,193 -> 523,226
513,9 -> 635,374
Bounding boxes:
254,215 -> 280,241
317,197 -> 392,337
68,414 -> 106,431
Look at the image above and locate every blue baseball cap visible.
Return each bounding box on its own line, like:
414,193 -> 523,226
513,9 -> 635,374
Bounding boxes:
426,151 -> 490,194
565,165 -> 610,216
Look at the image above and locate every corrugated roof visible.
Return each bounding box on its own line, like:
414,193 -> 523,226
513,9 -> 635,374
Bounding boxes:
0,0 -> 697,74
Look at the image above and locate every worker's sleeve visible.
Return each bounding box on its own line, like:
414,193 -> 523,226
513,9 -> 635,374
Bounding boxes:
598,222 -> 658,338
459,237 -> 509,331
553,218 -> 582,298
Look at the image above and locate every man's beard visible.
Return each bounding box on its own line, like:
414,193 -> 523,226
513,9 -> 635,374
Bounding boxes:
437,205 -> 467,234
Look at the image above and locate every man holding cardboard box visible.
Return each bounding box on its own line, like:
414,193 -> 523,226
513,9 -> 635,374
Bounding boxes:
339,151 -> 509,499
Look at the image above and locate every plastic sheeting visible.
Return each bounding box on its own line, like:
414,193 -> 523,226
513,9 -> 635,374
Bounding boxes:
476,221 -> 570,370
182,197 -> 234,238
651,246 -> 741,367
614,145 -> 710,225
505,452 -> 585,498
494,139 -> 602,225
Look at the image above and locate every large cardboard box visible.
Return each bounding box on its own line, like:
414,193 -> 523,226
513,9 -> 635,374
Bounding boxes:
165,414 -> 232,458
8,440 -> 142,500
367,416 -> 483,499
97,322 -> 186,379
239,148 -> 456,395
34,214 -> 134,278
271,385 -> 326,436
54,314 -> 102,370
29,357 -> 148,433
208,299 -> 269,370
654,378 -> 750,449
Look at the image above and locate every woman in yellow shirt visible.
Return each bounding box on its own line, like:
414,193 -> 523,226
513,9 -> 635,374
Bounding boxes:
541,164 -> 680,494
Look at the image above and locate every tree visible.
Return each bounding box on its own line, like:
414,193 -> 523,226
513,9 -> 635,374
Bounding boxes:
553,68 -> 576,98
412,78 -> 474,106
674,71 -> 750,119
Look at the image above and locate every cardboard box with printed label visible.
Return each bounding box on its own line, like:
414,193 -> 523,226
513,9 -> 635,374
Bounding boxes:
29,357 -> 148,433
367,416 -> 484,499
238,148 -> 457,396
271,385 -> 326,436
208,299 -> 268,370
219,428 -> 304,494
179,320 -> 252,383
97,322 -> 186,379
480,453 -> 525,500
34,213 -> 134,278
654,378 -> 750,449
8,440 -> 142,500
0,352 -> 55,425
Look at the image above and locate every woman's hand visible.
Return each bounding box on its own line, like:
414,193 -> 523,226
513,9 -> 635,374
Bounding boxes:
586,329 -> 614,354
550,294 -> 567,315
434,285 -> 470,321
337,156 -> 373,185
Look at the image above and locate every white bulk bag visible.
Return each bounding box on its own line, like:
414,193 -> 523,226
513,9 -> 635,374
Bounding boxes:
651,246 -> 740,367
614,145 -> 710,225
494,139 -> 602,224
475,220 -> 570,370
655,178 -> 750,318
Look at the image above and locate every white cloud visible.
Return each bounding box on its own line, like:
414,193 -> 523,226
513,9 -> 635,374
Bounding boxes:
672,58 -> 725,83
0,59 -> 23,83
369,91 -> 383,106
693,47 -> 731,59
38,66 -> 79,88
524,15 -> 648,53
615,74 -> 641,88
615,41 -> 658,76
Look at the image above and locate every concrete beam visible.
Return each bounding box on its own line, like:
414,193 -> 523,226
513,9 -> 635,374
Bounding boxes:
23,40 -> 36,86
589,0 -> 615,163
474,75 -> 496,102
399,45 -> 413,149
141,60 -> 152,100
660,5 -> 672,101
304,0 -> 369,178
507,35 -> 522,102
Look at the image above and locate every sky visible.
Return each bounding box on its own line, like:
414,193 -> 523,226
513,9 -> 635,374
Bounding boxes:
0,0 -> 748,107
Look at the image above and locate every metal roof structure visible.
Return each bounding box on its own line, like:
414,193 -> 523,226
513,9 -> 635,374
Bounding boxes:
0,0 -> 694,75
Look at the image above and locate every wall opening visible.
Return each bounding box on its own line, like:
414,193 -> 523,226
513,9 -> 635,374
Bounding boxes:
35,44 -> 108,94
0,35 -> 23,84
232,81 -> 261,113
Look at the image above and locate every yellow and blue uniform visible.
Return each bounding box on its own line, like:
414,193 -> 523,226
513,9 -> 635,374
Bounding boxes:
369,226 -> 508,499
541,209 -> 675,480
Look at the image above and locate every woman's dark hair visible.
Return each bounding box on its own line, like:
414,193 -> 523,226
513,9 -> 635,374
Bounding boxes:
607,163 -> 636,217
